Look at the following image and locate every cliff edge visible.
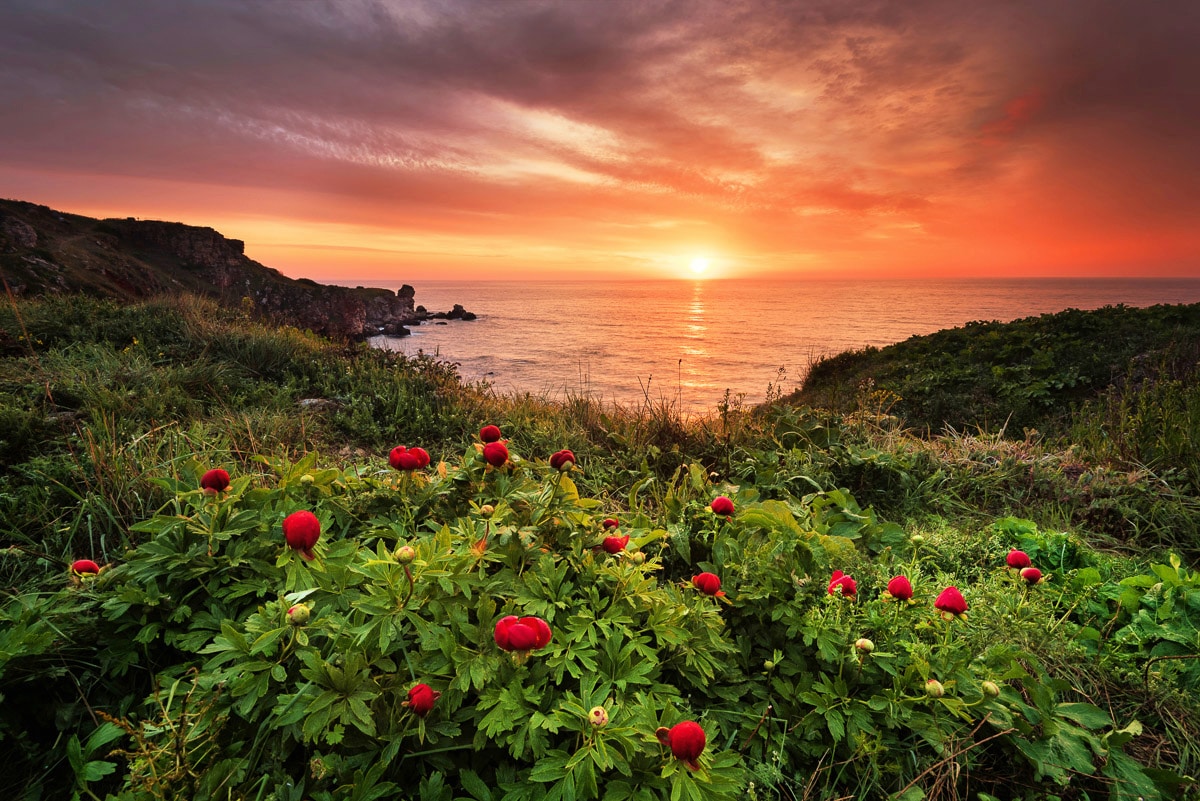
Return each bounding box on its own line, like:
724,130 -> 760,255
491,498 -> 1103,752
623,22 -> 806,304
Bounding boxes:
0,199 -> 426,340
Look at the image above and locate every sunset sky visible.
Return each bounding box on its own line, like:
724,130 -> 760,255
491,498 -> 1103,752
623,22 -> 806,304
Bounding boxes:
2,0 -> 1198,281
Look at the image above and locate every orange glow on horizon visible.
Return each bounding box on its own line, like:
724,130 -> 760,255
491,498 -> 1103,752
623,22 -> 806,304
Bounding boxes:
1,2 -> 1197,282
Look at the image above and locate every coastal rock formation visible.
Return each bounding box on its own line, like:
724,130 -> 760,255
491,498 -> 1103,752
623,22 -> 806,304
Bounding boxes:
0,199 -> 472,340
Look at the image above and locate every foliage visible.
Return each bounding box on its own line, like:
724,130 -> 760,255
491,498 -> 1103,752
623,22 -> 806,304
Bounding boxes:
2,294 -> 1200,799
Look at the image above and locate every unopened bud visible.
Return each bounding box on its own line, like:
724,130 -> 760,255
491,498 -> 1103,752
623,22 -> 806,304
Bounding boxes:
300,474 -> 314,485
287,603 -> 311,626
981,681 -> 1000,698
910,534 -> 925,545
480,504 -> 495,517
630,551 -> 645,565
395,545 -> 416,564
763,660 -> 775,670
855,638 -> 874,653
925,679 -> 945,698
588,706 -> 609,727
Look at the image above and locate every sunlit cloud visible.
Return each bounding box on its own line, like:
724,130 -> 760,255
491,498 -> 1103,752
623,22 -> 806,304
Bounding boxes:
1,0 -> 1197,280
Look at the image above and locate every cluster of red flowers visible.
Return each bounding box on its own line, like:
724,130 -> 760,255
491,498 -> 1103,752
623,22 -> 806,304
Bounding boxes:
389,445 -> 431,471
1007,549 -> 1044,584
826,570 -> 970,619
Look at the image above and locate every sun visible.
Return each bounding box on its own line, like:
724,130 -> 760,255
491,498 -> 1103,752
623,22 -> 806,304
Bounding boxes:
689,257 -> 710,276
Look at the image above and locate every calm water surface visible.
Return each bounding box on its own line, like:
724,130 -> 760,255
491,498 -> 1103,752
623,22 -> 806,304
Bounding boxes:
355,278 -> 1200,414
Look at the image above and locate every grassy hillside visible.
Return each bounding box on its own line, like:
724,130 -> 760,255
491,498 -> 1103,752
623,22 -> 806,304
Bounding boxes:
1,294 -> 1198,800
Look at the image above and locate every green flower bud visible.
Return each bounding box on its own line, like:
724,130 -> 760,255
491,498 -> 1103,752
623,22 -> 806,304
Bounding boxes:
287,603 -> 311,626
763,660 -> 776,670
300,474 -> 314,485
630,551 -> 645,565
981,681 -> 1001,698
910,534 -> 925,545
925,679 -> 945,698
588,706 -> 609,727
395,545 -> 416,564
855,638 -> 875,653
480,504 -> 495,517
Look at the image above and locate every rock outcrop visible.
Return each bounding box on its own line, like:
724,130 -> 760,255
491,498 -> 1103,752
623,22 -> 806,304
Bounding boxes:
0,199 -> 472,340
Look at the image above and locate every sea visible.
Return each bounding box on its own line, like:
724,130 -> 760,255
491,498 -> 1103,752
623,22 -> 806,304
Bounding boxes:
355,278 -> 1200,416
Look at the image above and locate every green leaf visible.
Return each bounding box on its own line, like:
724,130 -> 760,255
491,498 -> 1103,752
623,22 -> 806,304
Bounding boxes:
1055,702 -> 1113,730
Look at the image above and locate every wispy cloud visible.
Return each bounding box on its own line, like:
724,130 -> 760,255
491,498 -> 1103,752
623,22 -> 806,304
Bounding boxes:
1,0 -> 1197,278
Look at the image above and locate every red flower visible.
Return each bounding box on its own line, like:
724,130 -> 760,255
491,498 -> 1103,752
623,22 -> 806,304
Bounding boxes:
934,586 -> 968,618
827,570 -> 857,598
602,534 -> 630,554
406,683 -> 441,717
549,449 -> 576,470
886,575 -> 913,601
71,559 -> 100,576
409,447 -> 431,468
1020,567 -> 1043,584
480,424 -> 502,443
283,510 -> 321,560
602,518 -> 619,529
710,496 -> 734,517
662,721 -> 707,770
1006,549 -> 1032,569
494,615 -> 552,652
483,441 -> 509,467
199,468 -> 230,493
691,572 -> 725,597
389,446 -> 420,471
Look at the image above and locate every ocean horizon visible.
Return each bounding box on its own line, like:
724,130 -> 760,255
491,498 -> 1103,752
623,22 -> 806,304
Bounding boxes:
343,277 -> 1200,414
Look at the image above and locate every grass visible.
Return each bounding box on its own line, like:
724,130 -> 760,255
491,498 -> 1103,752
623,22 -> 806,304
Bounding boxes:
1,293 -> 1199,800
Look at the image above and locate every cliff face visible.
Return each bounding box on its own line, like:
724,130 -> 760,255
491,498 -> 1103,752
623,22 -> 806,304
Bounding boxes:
0,199 -> 419,339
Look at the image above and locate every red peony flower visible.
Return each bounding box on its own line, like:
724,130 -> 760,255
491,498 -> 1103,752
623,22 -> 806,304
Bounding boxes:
886,575 -> 914,601
1006,549 -> 1032,569
406,683 -> 441,717
828,570 -> 857,597
691,572 -> 725,597
389,446 -> 420,471
71,559 -> 100,576
199,468 -> 230,493
483,441 -> 509,467
409,447 -> 431,468
480,424 -> 502,443
664,721 -> 707,770
283,510 -> 321,560
710,496 -> 734,517
602,517 -> 619,529
549,449 -> 576,470
494,615 -> 552,652
602,534 -> 630,554
934,586 -> 969,618
1020,566 -> 1043,584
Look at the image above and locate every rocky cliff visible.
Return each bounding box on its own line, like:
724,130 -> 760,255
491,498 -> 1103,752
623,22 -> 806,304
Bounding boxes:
0,199 -> 448,340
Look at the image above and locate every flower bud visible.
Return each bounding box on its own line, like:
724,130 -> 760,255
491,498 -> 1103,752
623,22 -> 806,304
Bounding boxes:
395,545 -> 416,564
300,474 -> 314,485
480,504 -> 495,517
287,603 -> 311,626
981,680 -> 1001,698
925,679 -> 945,698
588,706 -> 609,727
910,534 -> 925,545
630,551 -> 645,564
855,638 -> 875,653
763,660 -> 775,670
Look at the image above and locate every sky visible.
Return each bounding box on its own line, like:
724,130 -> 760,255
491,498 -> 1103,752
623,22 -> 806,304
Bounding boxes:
1,0 -> 1199,282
